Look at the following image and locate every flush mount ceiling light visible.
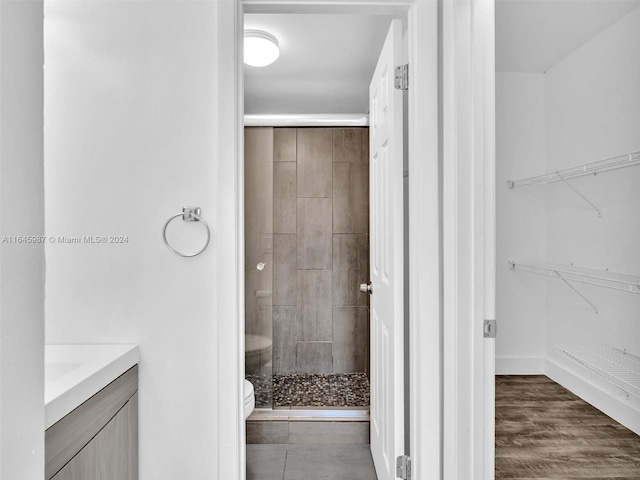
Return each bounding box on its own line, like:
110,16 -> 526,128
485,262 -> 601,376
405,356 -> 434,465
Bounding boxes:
244,30 -> 280,67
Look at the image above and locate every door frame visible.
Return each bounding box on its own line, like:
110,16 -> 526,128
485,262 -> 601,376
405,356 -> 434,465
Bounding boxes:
216,1 -> 441,478
441,0 -> 496,478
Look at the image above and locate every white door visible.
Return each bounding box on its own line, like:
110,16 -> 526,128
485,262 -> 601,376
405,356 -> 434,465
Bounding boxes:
368,19 -> 404,480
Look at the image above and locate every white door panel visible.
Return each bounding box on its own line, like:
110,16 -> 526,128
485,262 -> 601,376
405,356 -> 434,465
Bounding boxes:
369,19 -> 404,480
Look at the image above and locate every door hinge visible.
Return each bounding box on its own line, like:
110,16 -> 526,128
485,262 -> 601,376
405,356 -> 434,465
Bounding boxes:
484,319 -> 497,338
396,455 -> 411,479
394,64 -> 409,90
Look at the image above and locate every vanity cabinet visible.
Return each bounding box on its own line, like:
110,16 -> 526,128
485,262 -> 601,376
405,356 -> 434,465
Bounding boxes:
45,366 -> 138,480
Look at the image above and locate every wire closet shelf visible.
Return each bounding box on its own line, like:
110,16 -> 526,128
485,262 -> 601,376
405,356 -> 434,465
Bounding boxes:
555,345 -> 640,399
508,151 -> 640,188
508,262 -> 640,313
509,262 -> 640,294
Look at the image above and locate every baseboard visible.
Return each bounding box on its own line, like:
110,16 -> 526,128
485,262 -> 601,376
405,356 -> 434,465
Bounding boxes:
546,357 -> 640,436
495,356 -> 545,375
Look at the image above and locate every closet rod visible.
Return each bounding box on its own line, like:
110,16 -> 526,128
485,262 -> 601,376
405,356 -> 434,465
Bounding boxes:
508,151 -> 640,188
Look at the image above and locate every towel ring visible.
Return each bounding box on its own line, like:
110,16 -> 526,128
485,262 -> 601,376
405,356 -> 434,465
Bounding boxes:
163,206 -> 211,258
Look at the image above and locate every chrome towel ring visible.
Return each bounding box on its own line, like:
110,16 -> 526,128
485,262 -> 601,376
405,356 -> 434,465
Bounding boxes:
163,206 -> 211,258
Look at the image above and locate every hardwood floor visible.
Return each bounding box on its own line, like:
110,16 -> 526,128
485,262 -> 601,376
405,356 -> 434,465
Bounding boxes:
496,375 -> 640,479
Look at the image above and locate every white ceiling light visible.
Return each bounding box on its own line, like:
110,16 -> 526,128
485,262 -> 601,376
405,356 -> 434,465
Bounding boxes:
244,30 -> 280,67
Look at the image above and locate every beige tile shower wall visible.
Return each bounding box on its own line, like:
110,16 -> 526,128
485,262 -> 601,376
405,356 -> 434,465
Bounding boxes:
272,128 -> 370,374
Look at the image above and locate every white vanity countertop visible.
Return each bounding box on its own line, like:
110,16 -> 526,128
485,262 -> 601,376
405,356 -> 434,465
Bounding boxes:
45,344 -> 139,429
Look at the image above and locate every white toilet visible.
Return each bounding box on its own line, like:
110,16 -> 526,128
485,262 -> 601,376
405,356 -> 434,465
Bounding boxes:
244,379 -> 255,419
245,334 -> 272,373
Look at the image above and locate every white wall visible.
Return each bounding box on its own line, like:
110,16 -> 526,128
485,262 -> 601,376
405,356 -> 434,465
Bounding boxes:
495,73 -> 546,374
544,8 -> 640,368
44,2 -> 236,478
0,1 -> 45,479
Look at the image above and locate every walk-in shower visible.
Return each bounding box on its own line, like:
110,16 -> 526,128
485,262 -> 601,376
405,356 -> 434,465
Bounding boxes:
244,125 -> 371,410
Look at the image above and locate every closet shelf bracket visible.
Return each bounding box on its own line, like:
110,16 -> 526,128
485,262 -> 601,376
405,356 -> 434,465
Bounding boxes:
554,272 -> 598,313
556,174 -> 602,217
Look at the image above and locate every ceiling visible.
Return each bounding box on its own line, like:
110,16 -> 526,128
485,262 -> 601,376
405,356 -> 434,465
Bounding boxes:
244,14 -> 393,115
244,2 -> 640,114
496,0 -> 640,72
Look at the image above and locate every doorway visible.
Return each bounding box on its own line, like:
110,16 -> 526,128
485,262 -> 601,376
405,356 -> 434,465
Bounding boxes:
220,2 -> 440,479
235,3 -> 438,479
242,12 -> 400,480
494,1 -> 640,478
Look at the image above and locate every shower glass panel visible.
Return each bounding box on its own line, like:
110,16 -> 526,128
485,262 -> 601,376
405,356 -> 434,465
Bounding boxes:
244,127 -> 274,408
244,126 -> 371,410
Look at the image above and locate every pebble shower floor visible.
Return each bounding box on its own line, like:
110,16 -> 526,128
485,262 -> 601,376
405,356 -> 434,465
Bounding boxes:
246,373 -> 370,408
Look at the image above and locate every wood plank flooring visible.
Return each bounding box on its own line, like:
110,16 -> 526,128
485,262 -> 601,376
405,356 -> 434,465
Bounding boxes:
496,375 -> 640,479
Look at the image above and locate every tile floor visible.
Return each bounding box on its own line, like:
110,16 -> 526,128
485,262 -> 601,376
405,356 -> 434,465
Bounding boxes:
246,444 -> 378,480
